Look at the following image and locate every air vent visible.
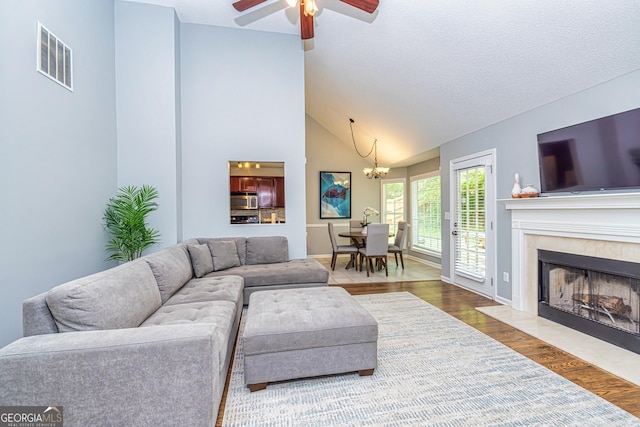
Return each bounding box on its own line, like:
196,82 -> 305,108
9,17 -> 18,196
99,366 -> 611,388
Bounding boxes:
37,22 -> 73,91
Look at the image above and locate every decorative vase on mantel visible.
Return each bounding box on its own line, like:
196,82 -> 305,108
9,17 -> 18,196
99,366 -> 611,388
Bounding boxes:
511,173 -> 522,198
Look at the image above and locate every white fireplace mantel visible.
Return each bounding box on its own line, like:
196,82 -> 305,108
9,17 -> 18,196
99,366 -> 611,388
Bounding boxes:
501,192 -> 640,314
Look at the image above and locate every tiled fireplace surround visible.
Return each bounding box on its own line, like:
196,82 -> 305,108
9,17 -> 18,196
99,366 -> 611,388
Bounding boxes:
503,192 -> 640,317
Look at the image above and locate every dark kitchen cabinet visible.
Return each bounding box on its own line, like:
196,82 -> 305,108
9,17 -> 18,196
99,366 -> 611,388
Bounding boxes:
230,177 -> 257,192
274,177 -> 285,208
229,177 -> 240,192
257,178 -> 274,208
231,176 -> 284,209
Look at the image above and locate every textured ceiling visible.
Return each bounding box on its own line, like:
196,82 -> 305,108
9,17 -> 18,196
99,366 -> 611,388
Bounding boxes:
126,0 -> 640,166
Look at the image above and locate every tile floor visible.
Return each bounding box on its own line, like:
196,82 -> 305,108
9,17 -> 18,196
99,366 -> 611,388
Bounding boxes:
315,255 -> 442,284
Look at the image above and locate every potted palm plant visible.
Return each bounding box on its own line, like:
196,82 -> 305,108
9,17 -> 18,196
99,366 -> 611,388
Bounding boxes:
103,185 -> 161,262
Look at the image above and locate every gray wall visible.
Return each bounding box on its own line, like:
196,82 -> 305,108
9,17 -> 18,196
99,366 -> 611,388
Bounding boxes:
440,69 -> 640,302
115,0 -> 181,247
305,115 -> 382,255
180,25 -> 308,258
0,0 -> 117,347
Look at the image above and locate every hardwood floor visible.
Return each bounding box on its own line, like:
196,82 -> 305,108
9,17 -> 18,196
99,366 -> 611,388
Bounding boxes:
215,280 -> 640,425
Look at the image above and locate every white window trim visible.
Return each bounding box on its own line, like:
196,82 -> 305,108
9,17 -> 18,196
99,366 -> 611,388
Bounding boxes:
380,177 -> 406,223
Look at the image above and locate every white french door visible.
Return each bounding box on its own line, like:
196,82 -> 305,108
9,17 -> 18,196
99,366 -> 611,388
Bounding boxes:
450,150 -> 495,298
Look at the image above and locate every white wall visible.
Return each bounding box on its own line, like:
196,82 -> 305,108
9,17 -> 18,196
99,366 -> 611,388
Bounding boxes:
0,0 -> 117,347
440,69 -> 640,302
115,0 -> 181,247
180,25 -> 307,258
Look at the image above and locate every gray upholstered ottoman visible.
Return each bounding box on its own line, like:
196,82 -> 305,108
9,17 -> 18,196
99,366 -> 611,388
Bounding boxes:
243,287 -> 378,391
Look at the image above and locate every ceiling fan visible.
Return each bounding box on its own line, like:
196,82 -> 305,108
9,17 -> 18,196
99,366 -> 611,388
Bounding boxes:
232,0 -> 379,40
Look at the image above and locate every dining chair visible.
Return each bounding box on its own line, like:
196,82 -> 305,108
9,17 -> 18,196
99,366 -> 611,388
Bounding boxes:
328,222 -> 359,271
388,221 -> 407,269
358,223 -> 389,277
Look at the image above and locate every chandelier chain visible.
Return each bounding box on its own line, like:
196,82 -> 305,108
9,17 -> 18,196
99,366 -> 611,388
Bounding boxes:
349,120 -> 376,159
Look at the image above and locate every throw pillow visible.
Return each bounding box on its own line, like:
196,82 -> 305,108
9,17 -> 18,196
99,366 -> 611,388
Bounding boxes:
246,236 -> 289,265
208,240 -> 241,271
187,244 -> 214,278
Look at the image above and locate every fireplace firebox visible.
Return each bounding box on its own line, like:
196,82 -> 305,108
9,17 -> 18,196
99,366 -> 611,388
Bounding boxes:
538,250 -> 640,354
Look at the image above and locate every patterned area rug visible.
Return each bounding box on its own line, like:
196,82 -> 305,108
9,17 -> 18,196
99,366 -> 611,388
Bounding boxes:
222,292 -> 640,426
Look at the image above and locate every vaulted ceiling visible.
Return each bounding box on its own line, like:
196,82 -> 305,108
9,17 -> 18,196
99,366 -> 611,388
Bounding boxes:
127,0 -> 640,167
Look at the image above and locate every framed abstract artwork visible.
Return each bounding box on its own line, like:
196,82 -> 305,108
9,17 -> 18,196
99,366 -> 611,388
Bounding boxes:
319,171 -> 351,219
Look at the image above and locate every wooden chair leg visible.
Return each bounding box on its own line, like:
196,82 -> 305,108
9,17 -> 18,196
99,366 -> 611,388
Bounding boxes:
394,253 -> 398,266
384,255 -> 388,276
331,253 -> 337,270
399,252 -> 404,269
366,256 -> 370,277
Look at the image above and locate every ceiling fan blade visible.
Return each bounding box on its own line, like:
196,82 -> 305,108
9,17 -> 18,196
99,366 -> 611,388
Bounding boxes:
232,0 -> 268,12
339,0 -> 379,14
300,4 -> 314,40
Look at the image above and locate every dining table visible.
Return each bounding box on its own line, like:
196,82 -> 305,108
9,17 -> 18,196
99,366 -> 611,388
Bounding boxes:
338,230 -> 394,270
337,230 -> 368,249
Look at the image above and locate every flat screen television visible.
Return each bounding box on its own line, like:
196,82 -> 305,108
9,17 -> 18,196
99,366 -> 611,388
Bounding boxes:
537,107 -> 640,193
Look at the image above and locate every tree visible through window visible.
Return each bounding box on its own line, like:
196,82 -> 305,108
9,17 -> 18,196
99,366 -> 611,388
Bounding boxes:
382,179 -> 405,242
411,173 -> 441,255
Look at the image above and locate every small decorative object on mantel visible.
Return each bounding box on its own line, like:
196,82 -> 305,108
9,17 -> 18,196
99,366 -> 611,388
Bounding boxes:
511,173 -> 522,198
519,184 -> 540,198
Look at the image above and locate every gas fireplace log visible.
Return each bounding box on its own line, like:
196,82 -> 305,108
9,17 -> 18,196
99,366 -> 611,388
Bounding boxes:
571,293 -> 632,316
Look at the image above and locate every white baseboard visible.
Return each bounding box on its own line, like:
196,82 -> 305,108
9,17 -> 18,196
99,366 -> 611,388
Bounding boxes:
494,295 -> 511,306
405,254 -> 441,269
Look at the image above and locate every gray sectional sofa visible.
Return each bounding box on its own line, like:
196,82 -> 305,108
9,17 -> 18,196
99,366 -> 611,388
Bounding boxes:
0,236 -> 328,426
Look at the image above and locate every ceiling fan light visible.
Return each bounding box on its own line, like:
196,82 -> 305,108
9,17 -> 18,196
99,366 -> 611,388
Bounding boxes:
303,0 -> 318,16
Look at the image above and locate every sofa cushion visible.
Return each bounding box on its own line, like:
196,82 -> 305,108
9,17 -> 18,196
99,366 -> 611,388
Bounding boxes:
246,236 -> 288,265
140,300 -> 236,373
46,260 -> 161,333
187,244 -> 214,278
203,259 -> 329,287
163,276 -> 244,307
199,237 -> 247,265
208,240 -> 241,271
145,246 -> 193,303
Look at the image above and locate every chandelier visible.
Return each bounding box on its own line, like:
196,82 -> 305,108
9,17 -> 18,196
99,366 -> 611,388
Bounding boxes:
349,118 -> 389,179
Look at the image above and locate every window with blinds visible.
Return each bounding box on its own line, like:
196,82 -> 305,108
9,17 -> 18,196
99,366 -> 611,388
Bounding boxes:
410,172 -> 441,255
38,22 -> 73,91
382,179 -> 405,242
454,166 -> 486,281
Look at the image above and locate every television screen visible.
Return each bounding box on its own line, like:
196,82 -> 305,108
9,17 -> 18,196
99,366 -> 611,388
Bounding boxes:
537,107 -> 640,193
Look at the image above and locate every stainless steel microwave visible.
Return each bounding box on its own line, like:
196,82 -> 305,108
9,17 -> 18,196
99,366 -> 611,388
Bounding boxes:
230,193 -> 258,210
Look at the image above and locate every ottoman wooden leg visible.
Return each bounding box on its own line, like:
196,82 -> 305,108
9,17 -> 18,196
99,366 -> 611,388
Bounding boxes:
358,369 -> 374,376
249,383 -> 268,392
